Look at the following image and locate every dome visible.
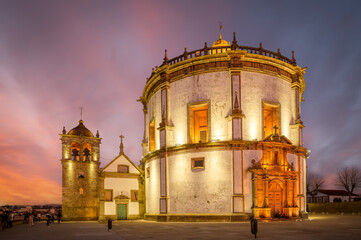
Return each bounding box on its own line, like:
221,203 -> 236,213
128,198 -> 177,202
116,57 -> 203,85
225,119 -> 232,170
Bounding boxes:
211,34 -> 231,47
68,120 -> 94,137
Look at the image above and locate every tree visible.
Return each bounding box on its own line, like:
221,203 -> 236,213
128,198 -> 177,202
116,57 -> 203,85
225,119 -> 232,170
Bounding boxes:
306,172 -> 325,203
335,166 -> 361,201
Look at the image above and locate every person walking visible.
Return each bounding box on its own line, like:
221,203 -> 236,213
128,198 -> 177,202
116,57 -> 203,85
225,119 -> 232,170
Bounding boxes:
29,213 -> 34,227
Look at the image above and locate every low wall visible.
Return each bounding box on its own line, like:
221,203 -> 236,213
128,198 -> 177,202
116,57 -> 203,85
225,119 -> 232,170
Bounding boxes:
308,202 -> 361,214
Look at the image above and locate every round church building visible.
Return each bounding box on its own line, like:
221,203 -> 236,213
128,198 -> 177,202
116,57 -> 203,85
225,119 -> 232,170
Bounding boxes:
139,33 -> 308,221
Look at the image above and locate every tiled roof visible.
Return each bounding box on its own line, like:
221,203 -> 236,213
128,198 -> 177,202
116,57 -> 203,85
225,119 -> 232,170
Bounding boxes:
318,189 -> 357,196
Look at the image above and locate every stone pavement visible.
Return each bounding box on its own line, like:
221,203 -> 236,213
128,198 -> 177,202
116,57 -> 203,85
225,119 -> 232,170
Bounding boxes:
1,214 -> 361,240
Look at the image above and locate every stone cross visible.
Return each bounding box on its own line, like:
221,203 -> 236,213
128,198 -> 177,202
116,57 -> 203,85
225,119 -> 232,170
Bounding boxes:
119,135 -> 124,154
273,125 -> 279,135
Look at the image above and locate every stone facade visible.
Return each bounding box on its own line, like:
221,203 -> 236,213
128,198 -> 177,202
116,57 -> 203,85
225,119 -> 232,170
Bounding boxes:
61,122 -> 144,221
139,34 -> 308,221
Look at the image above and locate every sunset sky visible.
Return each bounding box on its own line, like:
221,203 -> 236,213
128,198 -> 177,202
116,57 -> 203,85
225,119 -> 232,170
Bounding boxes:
1,0 -> 361,205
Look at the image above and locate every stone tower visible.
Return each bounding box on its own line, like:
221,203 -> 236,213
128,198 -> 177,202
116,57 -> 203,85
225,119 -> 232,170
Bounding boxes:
60,120 -> 101,220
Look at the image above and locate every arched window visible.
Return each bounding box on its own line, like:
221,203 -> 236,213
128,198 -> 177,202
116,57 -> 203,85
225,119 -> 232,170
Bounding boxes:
83,143 -> 92,161
71,142 -> 80,161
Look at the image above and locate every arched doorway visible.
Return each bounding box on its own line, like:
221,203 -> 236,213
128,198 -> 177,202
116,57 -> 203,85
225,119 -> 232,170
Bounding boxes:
268,181 -> 283,217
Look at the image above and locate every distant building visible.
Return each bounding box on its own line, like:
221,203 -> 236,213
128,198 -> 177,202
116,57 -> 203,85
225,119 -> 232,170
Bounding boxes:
307,189 -> 357,203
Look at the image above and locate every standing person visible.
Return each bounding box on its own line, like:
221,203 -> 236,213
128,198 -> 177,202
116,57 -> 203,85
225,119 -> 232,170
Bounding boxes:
37,213 -> 41,222
51,214 -> 55,224
57,212 -> 62,223
8,212 -> 14,228
46,214 -> 51,226
29,213 -> 34,227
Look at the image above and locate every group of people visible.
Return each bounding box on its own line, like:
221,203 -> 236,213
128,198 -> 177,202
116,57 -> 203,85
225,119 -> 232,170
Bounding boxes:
0,211 -> 63,230
0,212 -> 14,230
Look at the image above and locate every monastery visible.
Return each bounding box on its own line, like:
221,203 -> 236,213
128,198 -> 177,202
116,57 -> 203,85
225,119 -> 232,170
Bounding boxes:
60,33 -> 308,221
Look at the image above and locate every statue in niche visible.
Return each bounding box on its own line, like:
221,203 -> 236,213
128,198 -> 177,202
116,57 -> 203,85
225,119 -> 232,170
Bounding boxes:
274,152 -> 279,165
72,149 -> 79,160
83,148 -> 91,161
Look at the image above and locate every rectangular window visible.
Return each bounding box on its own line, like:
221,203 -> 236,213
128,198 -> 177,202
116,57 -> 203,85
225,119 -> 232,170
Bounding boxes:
149,120 -> 155,152
105,190 -> 113,201
117,165 -> 129,173
189,103 -> 208,143
131,190 -> 138,202
191,157 -> 205,170
146,167 -> 150,178
263,103 -> 280,137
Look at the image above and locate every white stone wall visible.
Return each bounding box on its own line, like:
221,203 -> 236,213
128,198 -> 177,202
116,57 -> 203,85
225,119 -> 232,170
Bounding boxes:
167,150 -> 232,214
145,158 -> 160,214
241,71 -> 293,142
104,178 -> 139,215
243,150 -> 263,213
103,155 -> 139,174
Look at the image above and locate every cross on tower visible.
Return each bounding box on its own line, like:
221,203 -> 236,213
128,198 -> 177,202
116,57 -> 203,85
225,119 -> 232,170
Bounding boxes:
80,106 -> 84,120
119,135 -> 124,154
273,125 -> 279,135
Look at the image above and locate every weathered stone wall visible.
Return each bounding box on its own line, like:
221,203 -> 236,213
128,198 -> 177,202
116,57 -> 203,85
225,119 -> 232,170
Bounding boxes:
62,160 -> 100,220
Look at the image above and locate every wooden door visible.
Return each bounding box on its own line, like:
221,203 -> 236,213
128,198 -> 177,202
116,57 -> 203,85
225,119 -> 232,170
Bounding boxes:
269,182 -> 283,217
117,204 -> 127,220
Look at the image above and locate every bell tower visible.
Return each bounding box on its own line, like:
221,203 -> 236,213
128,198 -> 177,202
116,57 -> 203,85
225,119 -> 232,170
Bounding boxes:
60,119 -> 101,220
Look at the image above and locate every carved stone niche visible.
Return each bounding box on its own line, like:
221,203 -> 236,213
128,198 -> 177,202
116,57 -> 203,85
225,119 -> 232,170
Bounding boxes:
230,56 -> 242,68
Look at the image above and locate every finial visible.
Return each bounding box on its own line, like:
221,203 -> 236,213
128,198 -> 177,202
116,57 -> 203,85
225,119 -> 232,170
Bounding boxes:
184,48 -> 188,60
204,42 -> 209,55
233,92 -> 239,111
79,106 -> 84,120
62,126 -> 66,134
291,50 -> 296,66
258,43 -> 263,55
152,68 -> 154,73
231,32 -> 238,50
163,49 -> 169,65
218,22 -> 223,40
96,130 -> 99,138
119,135 -> 124,154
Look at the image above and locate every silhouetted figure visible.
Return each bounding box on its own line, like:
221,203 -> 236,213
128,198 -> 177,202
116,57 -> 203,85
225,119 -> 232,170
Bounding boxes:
57,212 -> 62,223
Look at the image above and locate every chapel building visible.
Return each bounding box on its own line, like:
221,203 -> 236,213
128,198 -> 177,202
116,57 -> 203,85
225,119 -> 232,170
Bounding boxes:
138,33 -> 308,221
60,121 -> 144,221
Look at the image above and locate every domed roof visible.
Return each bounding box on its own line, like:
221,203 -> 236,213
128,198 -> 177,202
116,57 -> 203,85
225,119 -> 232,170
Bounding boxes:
68,120 -> 94,137
212,34 -> 231,47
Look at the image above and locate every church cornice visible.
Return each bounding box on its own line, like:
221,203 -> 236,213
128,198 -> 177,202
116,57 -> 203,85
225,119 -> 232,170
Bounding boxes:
142,141 -> 308,163
141,44 -> 306,104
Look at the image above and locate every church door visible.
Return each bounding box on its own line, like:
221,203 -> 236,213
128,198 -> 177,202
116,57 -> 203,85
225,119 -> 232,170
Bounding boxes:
268,181 -> 283,217
117,204 -> 127,220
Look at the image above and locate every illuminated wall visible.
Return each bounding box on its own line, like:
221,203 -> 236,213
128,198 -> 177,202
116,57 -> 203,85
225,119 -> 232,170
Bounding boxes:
241,71 -> 293,141
167,150 -> 232,214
